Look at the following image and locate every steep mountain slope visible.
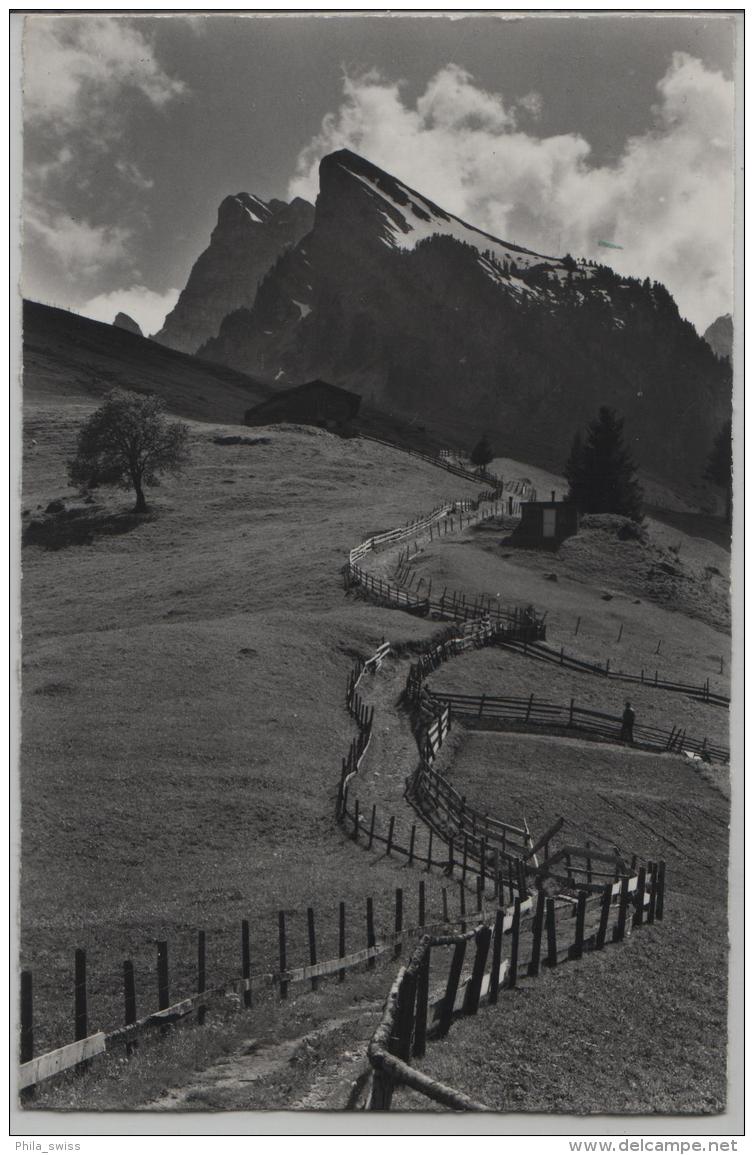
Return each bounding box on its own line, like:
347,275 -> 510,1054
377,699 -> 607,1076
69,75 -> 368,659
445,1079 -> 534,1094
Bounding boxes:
154,193 -> 313,352
23,300 -> 273,424
703,313 -> 733,360
200,150 -> 731,496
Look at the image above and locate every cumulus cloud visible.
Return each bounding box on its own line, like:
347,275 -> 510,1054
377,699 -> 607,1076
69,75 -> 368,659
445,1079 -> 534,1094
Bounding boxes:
288,55 -> 733,330
115,160 -> 155,191
25,208 -> 132,277
81,285 -> 180,337
23,16 -> 185,129
23,17 -> 185,296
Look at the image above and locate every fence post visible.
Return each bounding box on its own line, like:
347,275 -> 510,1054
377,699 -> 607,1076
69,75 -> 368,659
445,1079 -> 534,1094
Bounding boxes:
464,925 -> 492,1015
447,836 -> 455,876
122,960 -> 138,1052
156,941 -> 169,1035
647,863 -> 657,925
545,898 -> 558,967
396,969 -> 418,1062
197,932 -> 206,1026
413,946 -> 431,1058
442,887 -> 449,923
394,888 -> 404,957
438,940 -> 467,1037
426,828 -> 433,872
509,898 -> 521,988
408,825 -> 416,866
307,908 -> 318,991
20,969 -> 33,1065
476,874 -> 484,914
596,884 -> 613,950
338,901 -> 346,982
528,891 -> 546,977
613,876 -> 630,943
366,897 -> 376,967
74,948 -> 88,1043
568,698 -> 575,726
656,861 -> 666,920
489,908 -> 504,1003
368,805 -> 376,850
418,880 -> 426,928
238,919 -> 252,1007
517,858 -> 528,900
278,912 -> 288,999
571,891 -> 587,960
386,815 -> 395,856
633,866 -> 647,929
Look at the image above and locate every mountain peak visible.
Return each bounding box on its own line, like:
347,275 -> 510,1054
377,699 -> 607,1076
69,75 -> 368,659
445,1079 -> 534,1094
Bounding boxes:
154,191 -> 314,353
113,311 -> 142,336
703,313 -> 732,360
316,147 -> 562,280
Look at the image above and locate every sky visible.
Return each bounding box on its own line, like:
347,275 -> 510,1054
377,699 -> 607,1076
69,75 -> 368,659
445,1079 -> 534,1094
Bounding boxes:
20,12 -> 738,336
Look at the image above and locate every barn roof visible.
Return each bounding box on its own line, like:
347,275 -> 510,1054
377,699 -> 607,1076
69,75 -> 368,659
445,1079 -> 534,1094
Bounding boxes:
244,378 -> 361,419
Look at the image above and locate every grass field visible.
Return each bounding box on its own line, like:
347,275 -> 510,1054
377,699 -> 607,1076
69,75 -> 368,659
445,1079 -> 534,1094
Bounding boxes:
398,729 -> 729,1113
21,400 -> 483,1063
19,344 -> 733,1112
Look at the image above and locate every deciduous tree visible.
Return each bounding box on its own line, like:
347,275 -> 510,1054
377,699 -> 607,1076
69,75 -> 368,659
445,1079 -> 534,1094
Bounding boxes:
68,389 -> 190,513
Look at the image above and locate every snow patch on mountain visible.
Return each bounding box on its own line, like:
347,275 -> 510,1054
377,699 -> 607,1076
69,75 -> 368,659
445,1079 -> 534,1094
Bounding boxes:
336,157 -> 568,285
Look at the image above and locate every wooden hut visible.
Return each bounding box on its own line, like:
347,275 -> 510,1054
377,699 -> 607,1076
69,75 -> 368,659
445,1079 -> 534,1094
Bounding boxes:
516,491 -> 580,548
244,379 -> 361,433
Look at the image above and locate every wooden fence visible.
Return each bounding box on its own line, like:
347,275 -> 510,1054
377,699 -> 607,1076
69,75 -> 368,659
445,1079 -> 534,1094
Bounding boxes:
366,861 -> 666,1110
359,435 -> 537,501
18,874 -> 500,1093
426,689 -> 729,764
498,637 -> 729,708
400,624 -> 640,892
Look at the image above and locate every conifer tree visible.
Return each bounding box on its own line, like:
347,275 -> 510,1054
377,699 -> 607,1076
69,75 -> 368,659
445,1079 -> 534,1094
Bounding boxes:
564,407 -> 643,520
470,433 -> 494,468
703,419 -> 732,524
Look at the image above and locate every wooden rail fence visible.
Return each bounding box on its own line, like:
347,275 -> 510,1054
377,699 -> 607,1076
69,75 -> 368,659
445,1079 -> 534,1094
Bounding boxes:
359,435 -> 537,501
18,875 -> 506,1093
366,861 -> 666,1110
498,637 -> 729,708
426,689 -> 729,764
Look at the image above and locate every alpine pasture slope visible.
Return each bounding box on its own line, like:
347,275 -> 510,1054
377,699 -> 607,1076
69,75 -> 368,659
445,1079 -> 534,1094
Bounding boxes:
21,387 -> 482,1059
21,314 -> 730,1111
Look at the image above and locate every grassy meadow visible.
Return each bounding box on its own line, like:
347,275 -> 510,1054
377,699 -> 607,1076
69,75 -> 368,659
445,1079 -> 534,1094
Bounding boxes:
19,348 -> 732,1112
21,398 -> 482,1060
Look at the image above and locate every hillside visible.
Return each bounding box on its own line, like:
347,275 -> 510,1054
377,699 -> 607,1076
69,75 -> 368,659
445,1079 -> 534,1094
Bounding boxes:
18,300 -> 731,1112
22,300 -> 276,423
198,149 -> 731,497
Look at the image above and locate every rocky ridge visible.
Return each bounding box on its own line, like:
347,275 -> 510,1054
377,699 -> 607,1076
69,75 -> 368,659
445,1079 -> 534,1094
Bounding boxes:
177,149 -> 729,496
154,193 -> 314,354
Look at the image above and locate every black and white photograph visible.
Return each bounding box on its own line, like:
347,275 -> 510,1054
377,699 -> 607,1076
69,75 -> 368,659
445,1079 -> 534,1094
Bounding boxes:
12,7 -> 742,1135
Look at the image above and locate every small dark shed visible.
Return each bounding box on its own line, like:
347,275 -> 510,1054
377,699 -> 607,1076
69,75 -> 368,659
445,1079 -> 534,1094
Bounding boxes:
244,379 -> 361,432
516,493 -> 580,548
